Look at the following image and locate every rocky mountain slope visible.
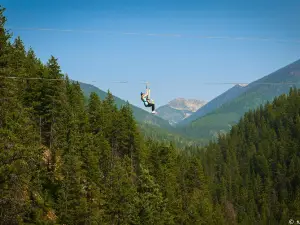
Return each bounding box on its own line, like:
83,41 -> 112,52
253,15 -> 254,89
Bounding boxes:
179,84 -> 247,126
156,98 -> 206,125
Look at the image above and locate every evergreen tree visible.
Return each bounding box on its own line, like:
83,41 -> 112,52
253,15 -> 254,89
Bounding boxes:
137,166 -> 172,225
0,7 -> 41,223
104,157 -> 139,225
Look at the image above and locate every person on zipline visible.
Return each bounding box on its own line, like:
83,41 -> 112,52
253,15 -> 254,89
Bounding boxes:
141,85 -> 157,114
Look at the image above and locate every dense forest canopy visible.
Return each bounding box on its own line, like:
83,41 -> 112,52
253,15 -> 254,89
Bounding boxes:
1,6 -> 300,224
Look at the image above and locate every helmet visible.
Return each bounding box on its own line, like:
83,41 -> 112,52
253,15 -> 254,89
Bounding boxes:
140,92 -> 143,95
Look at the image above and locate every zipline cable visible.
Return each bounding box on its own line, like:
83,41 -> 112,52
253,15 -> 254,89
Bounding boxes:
1,76 -> 299,86
6,26 -> 300,44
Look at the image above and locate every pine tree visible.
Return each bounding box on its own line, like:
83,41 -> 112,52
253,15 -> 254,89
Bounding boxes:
0,7 -> 41,223
56,151 -> 88,224
137,166 -> 172,225
104,157 -> 139,225
87,92 -> 103,135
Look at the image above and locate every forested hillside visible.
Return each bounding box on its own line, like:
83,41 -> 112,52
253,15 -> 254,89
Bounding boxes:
201,87 -> 300,224
1,6 -> 300,225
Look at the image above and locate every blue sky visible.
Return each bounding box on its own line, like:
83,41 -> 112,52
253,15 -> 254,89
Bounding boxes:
2,0 -> 300,108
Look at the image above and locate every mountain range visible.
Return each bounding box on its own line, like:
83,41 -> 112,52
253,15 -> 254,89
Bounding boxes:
156,98 -> 206,125
181,58 -> 300,139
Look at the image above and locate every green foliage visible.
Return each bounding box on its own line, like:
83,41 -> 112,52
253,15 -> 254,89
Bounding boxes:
137,166 -> 172,225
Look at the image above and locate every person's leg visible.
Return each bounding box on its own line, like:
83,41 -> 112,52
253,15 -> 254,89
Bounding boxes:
147,103 -> 155,112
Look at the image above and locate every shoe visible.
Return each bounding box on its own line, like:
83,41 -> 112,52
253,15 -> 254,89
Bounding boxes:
151,111 -> 157,114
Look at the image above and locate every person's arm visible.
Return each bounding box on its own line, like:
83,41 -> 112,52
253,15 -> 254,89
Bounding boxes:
142,88 -> 149,98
